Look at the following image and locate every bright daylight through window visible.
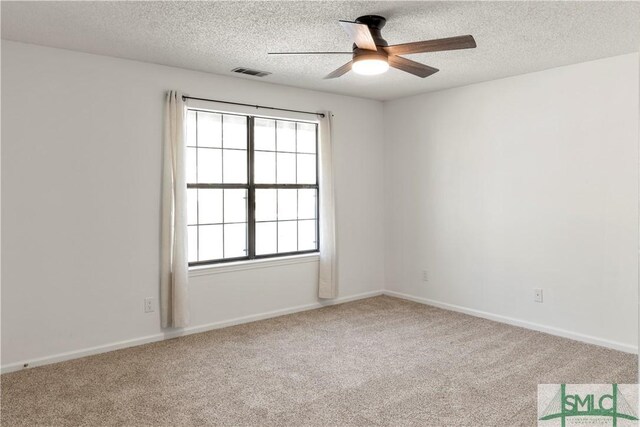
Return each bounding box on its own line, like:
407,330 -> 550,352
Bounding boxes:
186,110 -> 319,266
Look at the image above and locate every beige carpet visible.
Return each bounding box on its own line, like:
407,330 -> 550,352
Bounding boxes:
1,296 -> 636,426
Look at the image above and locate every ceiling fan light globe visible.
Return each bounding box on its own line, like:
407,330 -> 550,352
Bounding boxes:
352,58 -> 389,75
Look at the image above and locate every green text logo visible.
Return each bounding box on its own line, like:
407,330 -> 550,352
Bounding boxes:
539,384 -> 638,427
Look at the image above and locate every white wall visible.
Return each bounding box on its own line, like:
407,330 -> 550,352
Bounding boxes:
384,53 -> 640,351
0,41 -> 386,369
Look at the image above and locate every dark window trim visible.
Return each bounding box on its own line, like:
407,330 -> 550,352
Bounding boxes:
187,108 -> 320,267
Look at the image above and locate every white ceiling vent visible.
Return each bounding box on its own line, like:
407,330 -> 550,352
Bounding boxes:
231,67 -> 271,77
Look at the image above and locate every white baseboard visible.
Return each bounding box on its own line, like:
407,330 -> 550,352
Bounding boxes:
1,290 -> 383,374
383,290 -> 638,354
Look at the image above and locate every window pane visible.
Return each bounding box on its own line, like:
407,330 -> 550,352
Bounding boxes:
255,151 -> 276,184
197,148 -> 222,183
199,189 -> 223,224
223,115 -> 247,149
188,225 -> 198,262
224,189 -> 247,223
189,116 -> 320,264
199,224 -> 223,261
186,147 -> 197,184
197,112 -> 222,148
278,189 -> 297,221
298,189 -> 317,220
298,220 -> 317,251
255,189 -> 277,222
187,189 -> 198,225
222,149 -> 247,184
297,122 -> 316,154
297,154 -> 316,184
224,223 -> 247,258
278,221 -> 297,253
276,153 -> 296,184
256,221 -> 277,255
254,118 -> 275,151
186,110 -> 197,147
277,121 -> 296,152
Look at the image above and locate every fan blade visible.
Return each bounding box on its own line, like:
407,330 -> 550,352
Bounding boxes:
384,35 -> 476,56
324,61 -> 353,79
338,21 -> 377,51
268,52 -> 353,55
388,56 -> 439,78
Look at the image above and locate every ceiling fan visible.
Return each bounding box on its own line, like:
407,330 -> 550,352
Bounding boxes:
268,15 -> 476,79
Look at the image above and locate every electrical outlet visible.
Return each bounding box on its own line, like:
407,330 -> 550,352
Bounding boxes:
422,270 -> 428,282
144,297 -> 154,313
534,288 -> 543,303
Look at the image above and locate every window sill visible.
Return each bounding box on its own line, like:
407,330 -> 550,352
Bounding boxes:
189,253 -> 320,277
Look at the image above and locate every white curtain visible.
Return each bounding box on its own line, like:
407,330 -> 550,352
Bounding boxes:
318,112 -> 338,299
160,91 -> 190,328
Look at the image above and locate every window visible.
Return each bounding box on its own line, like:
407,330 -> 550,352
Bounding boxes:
186,109 -> 319,266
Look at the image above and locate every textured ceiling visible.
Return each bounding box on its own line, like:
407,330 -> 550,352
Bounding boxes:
2,1 -> 639,100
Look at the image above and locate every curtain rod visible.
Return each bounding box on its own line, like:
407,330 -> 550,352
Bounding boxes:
182,96 -> 325,118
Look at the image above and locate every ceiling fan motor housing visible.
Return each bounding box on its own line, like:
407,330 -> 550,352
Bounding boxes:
355,15 -> 388,47
352,15 -> 389,65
